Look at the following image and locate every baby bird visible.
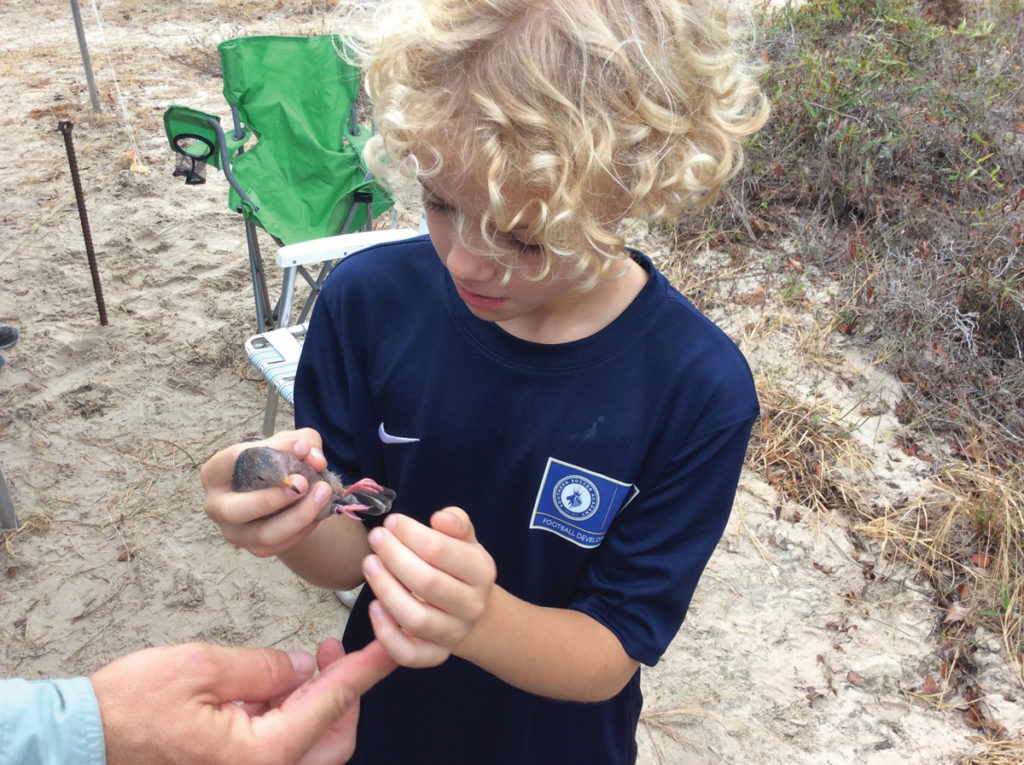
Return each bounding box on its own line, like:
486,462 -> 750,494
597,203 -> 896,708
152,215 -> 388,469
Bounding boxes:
231,446 -> 395,521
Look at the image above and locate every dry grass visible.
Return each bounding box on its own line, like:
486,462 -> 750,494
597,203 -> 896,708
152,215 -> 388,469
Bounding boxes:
858,461 -> 1024,682
638,706 -> 707,765
664,8 -> 1024,755
960,739 -> 1024,765
748,380 -> 868,519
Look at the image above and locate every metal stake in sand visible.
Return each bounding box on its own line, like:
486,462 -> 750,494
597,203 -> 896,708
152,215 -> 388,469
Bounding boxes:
69,0 -> 101,113
59,119 -> 108,326
0,465 -> 16,532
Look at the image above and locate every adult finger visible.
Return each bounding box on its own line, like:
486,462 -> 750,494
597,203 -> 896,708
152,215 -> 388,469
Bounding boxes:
277,640 -> 397,734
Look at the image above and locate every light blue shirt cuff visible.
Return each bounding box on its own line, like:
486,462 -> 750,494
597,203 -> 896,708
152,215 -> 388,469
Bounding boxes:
0,676 -> 106,765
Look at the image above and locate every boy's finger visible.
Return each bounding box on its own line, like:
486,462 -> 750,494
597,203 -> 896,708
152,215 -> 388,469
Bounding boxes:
276,430 -> 328,472
381,513 -> 490,585
215,481 -> 324,528
199,442 -> 250,487
365,530 -> 478,618
366,600 -> 450,668
429,506 -> 475,542
315,637 -> 346,670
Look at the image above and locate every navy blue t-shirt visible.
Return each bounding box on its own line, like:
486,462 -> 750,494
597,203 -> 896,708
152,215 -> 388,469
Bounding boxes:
294,235 -> 757,764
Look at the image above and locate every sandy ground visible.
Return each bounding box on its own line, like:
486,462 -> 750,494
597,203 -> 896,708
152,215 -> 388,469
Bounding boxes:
1,2 -> 1022,763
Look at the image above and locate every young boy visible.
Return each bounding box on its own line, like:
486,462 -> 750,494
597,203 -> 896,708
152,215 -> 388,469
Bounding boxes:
202,0 -> 768,761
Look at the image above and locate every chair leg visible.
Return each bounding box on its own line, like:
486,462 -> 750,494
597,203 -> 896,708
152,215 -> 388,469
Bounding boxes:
277,267 -> 298,330
262,389 -> 279,437
245,220 -> 274,331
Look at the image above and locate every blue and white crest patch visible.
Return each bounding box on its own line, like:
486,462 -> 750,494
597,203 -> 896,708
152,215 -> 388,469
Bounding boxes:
529,458 -> 638,548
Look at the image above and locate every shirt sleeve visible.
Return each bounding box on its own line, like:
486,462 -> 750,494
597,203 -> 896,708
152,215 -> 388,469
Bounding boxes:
0,676 -> 106,765
572,411 -> 757,667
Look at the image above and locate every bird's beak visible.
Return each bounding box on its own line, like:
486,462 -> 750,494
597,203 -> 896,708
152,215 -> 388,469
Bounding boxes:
279,477 -> 294,489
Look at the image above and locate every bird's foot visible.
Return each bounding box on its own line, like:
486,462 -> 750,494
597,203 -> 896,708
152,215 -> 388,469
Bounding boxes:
343,477 -> 385,496
337,504 -> 372,521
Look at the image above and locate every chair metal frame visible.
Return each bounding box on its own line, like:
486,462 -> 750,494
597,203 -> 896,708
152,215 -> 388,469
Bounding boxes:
247,228 -> 419,435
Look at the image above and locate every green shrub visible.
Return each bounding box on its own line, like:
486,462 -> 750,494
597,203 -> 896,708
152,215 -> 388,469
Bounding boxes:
716,0 -> 1024,460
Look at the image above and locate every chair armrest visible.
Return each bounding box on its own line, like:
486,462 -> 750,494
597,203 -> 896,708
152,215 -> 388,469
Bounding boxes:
164,105 -> 247,171
276,228 -> 419,268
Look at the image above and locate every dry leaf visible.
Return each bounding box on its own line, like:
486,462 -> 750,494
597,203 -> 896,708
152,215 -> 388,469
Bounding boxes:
969,553 -> 992,568
944,603 -> 974,623
923,675 -> 940,695
977,719 -> 1007,736
734,286 -> 766,306
847,671 -> 865,687
955,444 -> 977,461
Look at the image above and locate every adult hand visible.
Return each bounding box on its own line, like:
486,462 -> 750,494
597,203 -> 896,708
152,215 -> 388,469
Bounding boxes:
201,429 -> 332,557
362,507 -> 497,668
91,639 -> 396,765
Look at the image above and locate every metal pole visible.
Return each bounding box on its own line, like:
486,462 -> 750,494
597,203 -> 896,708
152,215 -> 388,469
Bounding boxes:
0,465 -> 16,531
59,120 -> 109,326
69,0 -> 101,112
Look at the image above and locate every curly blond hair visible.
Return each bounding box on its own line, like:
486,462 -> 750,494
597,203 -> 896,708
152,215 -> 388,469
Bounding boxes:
347,0 -> 768,287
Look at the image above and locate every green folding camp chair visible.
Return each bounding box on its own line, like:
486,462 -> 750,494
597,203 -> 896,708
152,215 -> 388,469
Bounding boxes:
163,34 -> 394,330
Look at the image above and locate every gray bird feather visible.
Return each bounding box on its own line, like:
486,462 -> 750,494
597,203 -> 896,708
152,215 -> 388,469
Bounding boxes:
231,446 -> 395,521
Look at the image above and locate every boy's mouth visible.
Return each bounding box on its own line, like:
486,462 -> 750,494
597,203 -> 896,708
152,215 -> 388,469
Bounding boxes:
454,281 -> 508,310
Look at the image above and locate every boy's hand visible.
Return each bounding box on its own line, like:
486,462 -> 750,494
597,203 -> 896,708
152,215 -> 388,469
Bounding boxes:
362,508 -> 497,668
201,429 -> 333,557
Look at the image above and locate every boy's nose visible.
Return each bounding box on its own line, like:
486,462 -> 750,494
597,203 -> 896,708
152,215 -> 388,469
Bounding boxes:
445,236 -> 498,282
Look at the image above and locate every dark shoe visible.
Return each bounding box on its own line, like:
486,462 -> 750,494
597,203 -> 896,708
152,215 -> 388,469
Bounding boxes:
0,326 -> 17,350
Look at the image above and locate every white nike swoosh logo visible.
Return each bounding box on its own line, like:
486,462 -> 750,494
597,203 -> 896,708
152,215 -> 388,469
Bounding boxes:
378,423 -> 421,444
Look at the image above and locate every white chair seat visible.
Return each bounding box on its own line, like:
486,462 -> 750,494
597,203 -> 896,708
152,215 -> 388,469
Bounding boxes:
245,324 -> 307,410
245,228 -> 418,435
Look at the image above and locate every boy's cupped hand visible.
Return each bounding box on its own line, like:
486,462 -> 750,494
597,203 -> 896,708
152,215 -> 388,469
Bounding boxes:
200,428 -> 333,558
362,507 -> 497,668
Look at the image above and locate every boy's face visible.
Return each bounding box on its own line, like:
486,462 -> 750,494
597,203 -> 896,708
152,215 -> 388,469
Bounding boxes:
418,154 -> 594,339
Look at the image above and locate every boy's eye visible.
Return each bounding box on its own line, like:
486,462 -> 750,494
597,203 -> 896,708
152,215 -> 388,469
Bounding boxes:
505,236 -> 544,255
421,187 -> 544,256
422,192 -> 453,214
